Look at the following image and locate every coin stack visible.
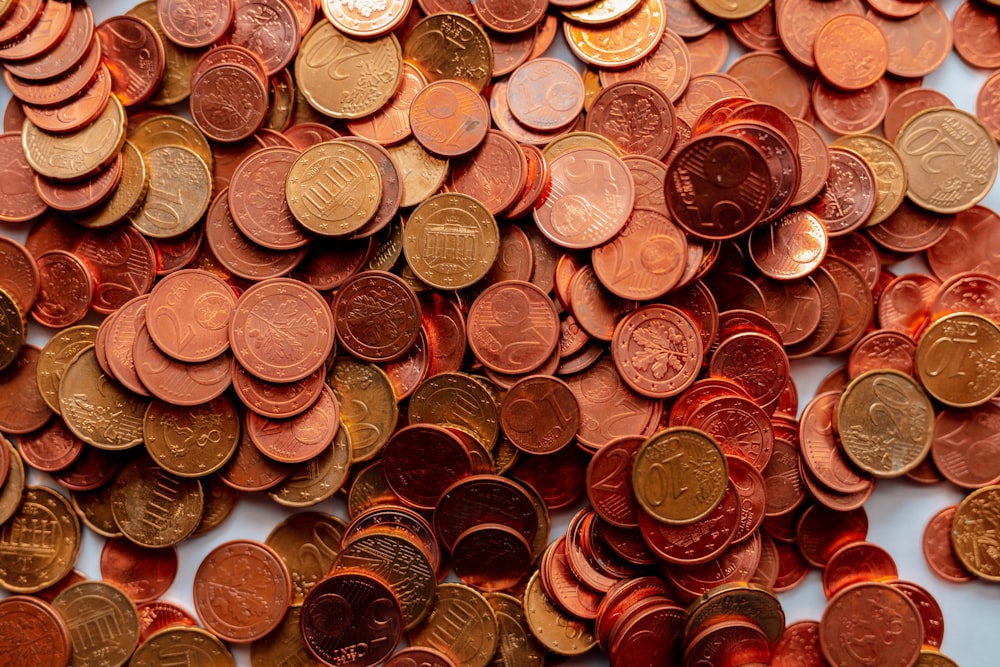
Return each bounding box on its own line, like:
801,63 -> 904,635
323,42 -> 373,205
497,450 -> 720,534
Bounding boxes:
0,0 -> 998,665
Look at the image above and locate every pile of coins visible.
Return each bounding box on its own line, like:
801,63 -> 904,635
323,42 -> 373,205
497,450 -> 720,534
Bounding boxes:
0,0 -> 999,664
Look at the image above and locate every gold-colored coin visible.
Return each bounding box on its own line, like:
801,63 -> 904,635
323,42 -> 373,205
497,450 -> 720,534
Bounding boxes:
367,218 -> 405,272
0,439 -> 26,525
485,592 -> 546,667
286,140 -> 383,236
951,484 -> 1000,581
296,20 -> 403,119
404,192 -> 500,290
398,263 -> 433,293
328,357 -> 399,463
521,570 -> 596,656
582,66 -> 603,111
632,426 -> 729,525
52,580 -> 139,667
251,607 -> 321,665
190,474 -> 238,537
408,582 -> 499,667
915,649 -> 961,667
541,130 -> 622,161
74,141 -> 149,229
693,0 -> 767,19
684,583 -> 784,646
22,95 -> 126,181
408,371 -> 501,450
129,115 -> 214,171
831,135 -> 907,226
895,106 -> 998,214
269,423 -> 352,507
131,626 -> 235,666
59,347 -> 147,450
35,324 -> 98,414
265,511 -> 346,605
130,145 -> 212,238
0,288 -> 24,372
916,312 -> 1000,407
562,0 -> 644,25
266,69 -> 295,132
110,455 -> 204,547
386,137 -> 449,208
836,369 -> 935,478
143,396 -> 240,477
0,484 -> 80,594
70,486 -> 123,538
563,0 -> 667,68
404,13 -> 493,92
346,460 -> 401,518
492,435 -> 520,475
126,1 -> 202,106
335,531 -> 437,630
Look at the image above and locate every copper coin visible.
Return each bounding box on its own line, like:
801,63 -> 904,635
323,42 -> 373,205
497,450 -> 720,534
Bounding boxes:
799,391 -> 873,494
133,325 -> 233,406
137,601 -> 199,644
0,133 -> 47,223
592,208 -> 687,300
433,474 -> 539,553
877,272 -> 937,337
285,122 -> 341,149
882,87 -> 955,144
922,505 -> 974,583
100,539 -> 178,604
96,16 -> 166,108
217,421 -> 294,492
823,540 -> 899,599
191,63 -> 269,142
892,580 -> 944,648
931,403 -> 1000,489
539,536 -> 602,619
0,595 -> 72,666
586,80 -> 676,160
610,304 -> 702,399
868,4 -> 952,78
819,256 -> 875,355
820,582 -> 923,666
409,79 -> 489,157
333,270 -> 421,363
4,3 -> 94,81
600,28 -> 691,103
533,147 -> 635,249
246,384 -> 340,463
191,44 -> 268,87
3,36 -> 102,107
231,358 -> 325,419
806,148 -> 878,236
498,374 -> 579,454
447,129 -> 528,216
158,0 -> 235,48
229,277 -> 333,381
344,505 -> 441,574
954,0 -> 1000,69
383,424 -> 473,510
0,345 -> 52,435
193,539 -> 292,643
506,57 -> 584,132
51,444 -> 123,491
224,0 -> 300,76
667,532 -> 763,601
35,150 -> 122,213
0,237 -> 39,317
466,280 -> 559,374
146,269 -> 236,363
568,264 -> 637,341
932,271 -> 1000,322
301,570 -> 402,666
0,0 -> 73,61
228,146 -> 312,250
30,250 -> 94,329
813,77 -> 889,136
665,133 -> 771,240
385,648 -> 456,667
814,15 -> 888,91
16,417 -> 84,473
452,523 -> 532,591
344,62 -> 423,145
927,206 -> 1000,281
204,188 -> 306,281
73,225 -> 156,315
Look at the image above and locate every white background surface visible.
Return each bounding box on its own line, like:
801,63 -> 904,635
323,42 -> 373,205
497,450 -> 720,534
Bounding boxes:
2,0 -> 1000,665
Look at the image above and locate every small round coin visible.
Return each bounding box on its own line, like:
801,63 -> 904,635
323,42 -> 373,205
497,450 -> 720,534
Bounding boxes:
916,312 -> 1000,407
632,426 -> 728,525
